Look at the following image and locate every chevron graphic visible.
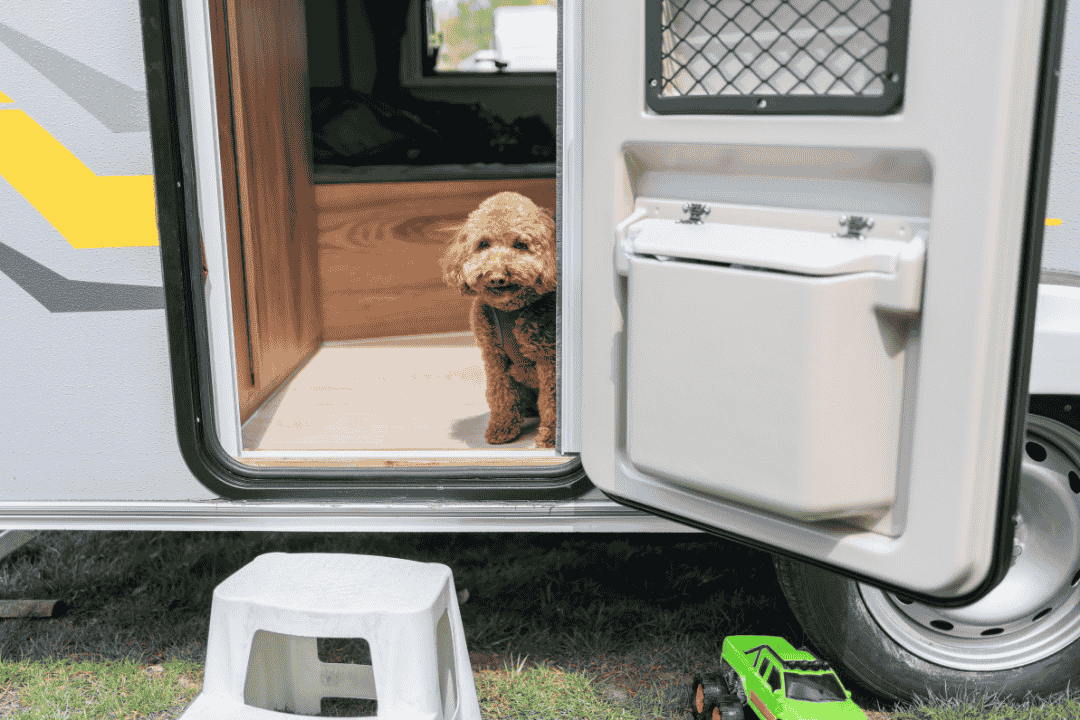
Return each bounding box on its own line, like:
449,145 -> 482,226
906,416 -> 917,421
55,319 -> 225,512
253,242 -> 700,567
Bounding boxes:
0,108 -> 158,248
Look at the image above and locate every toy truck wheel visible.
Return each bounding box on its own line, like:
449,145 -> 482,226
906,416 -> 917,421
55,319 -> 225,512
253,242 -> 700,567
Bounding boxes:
774,413 -> 1080,701
709,695 -> 746,720
690,673 -> 730,720
719,659 -> 747,706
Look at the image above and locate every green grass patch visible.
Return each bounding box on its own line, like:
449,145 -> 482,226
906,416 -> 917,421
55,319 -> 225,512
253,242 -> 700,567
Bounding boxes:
886,688 -> 1080,720
0,657 -> 657,719
2,656 -> 1080,719
0,657 -> 202,719
475,660 -> 639,720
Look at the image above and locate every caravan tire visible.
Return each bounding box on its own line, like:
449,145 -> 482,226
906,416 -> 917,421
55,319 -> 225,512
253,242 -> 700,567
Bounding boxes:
772,414 -> 1080,701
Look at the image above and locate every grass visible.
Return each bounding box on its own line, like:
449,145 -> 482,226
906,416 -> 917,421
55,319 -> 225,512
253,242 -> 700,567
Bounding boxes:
0,657 -> 202,719
475,660 -> 640,720
0,531 -> 1075,719
887,689 -> 1080,720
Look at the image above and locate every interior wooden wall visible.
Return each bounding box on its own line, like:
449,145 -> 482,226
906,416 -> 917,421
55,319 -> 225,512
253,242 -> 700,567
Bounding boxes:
314,179 -> 557,341
214,0 -> 324,422
208,0 -> 257,419
209,0 -> 558,422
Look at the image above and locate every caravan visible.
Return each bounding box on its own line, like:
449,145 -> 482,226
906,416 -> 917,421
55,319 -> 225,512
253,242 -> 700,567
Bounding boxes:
2,0 -> 1080,700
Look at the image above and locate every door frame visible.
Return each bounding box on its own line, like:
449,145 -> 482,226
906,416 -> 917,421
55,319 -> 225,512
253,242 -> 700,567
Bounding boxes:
140,0 -> 591,500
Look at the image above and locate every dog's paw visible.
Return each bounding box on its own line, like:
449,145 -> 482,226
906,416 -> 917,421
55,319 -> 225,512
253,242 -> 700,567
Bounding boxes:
535,426 -> 555,449
485,416 -> 525,444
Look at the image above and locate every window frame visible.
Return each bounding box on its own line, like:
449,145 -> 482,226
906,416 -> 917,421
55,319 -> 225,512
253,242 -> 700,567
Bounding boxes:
400,0 -> 557,88
644,0 -> 911,115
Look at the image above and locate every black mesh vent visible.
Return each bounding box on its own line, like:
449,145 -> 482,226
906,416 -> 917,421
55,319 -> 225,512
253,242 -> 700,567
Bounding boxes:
646,0 -> 910,114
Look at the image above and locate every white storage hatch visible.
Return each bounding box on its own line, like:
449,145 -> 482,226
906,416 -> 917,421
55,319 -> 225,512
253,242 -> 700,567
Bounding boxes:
617,200 -> 928,521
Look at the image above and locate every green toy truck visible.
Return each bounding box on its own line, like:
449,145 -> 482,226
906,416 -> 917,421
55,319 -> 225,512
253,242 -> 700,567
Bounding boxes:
712,636 -> 866,720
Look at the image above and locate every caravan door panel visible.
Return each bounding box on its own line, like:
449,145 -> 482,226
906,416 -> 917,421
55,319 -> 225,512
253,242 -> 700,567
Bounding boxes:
579,0 -> 1064,602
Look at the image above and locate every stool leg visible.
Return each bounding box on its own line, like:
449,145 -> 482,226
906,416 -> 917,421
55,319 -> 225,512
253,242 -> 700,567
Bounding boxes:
447,584 -> 482,720
243,631 -> 324,715
321,662 -> 378,700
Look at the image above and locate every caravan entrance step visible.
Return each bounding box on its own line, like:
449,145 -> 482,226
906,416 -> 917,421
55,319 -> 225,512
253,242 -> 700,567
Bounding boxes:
178,553 -> 481,720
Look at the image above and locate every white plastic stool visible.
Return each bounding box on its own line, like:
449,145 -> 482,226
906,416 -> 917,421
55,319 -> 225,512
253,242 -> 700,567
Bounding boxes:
179,553 -> 481,720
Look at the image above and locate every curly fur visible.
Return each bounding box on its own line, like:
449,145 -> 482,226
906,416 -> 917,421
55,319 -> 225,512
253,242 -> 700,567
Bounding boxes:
439,192 -> 557,448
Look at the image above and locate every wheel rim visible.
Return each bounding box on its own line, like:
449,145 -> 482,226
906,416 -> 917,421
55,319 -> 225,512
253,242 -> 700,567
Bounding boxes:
859,415 -> 1080,672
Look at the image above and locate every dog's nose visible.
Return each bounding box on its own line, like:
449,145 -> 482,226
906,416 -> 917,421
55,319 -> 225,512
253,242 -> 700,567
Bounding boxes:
482,267 -> 513,287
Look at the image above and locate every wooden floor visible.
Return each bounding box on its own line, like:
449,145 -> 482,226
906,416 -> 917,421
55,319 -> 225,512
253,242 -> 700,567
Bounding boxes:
241,332 -> 560,456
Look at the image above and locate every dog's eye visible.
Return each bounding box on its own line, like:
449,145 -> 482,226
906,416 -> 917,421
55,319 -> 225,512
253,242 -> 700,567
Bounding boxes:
477,240 -> 490,250
512,240 -> 528,250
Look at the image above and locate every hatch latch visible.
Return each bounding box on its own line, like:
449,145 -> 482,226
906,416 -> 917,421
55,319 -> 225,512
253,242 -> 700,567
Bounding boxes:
837,215 -> 874,239
679,203 -> 711,225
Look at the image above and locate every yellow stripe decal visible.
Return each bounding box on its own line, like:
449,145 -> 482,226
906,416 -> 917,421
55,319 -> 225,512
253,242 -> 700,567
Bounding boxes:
1047,218 -> 1063,226
0,109 -> 158,248
0,90 -> 12,103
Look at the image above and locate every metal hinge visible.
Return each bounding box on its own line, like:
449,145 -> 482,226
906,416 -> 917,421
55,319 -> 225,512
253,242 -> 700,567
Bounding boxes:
837,215 -> 874,239
679,203 -> 711,224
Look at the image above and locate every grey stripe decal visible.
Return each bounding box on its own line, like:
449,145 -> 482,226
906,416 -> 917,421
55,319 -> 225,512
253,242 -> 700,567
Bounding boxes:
1041,270 -> 1080,289
0,23 -> 149,133
0,241 -> 164,312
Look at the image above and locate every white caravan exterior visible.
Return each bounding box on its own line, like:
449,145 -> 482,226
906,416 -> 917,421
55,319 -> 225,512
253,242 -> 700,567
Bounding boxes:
3,0 -> 1080,700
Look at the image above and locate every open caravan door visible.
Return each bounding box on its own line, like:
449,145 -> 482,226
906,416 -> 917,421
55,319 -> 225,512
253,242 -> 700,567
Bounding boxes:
577,0 -> 1067,604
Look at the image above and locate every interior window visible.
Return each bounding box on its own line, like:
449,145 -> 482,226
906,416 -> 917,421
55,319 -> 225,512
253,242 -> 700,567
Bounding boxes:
308,0 -> 557,179
427,0 -> 557,73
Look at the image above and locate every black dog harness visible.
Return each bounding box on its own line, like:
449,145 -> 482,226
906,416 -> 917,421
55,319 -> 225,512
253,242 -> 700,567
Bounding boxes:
485,305 -> 529,369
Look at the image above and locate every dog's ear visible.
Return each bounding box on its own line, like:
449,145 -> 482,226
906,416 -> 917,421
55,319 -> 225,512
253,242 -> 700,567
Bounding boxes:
532,207 -> 558,295
439,226 -> 477,295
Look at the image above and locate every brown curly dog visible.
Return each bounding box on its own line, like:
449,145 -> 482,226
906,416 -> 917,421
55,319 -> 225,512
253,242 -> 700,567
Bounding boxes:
439,191 -> 557,448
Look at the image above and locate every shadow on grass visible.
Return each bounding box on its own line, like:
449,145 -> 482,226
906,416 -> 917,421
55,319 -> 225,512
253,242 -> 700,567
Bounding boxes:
0,531 -> 812,716
5,532 -> 1080,718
